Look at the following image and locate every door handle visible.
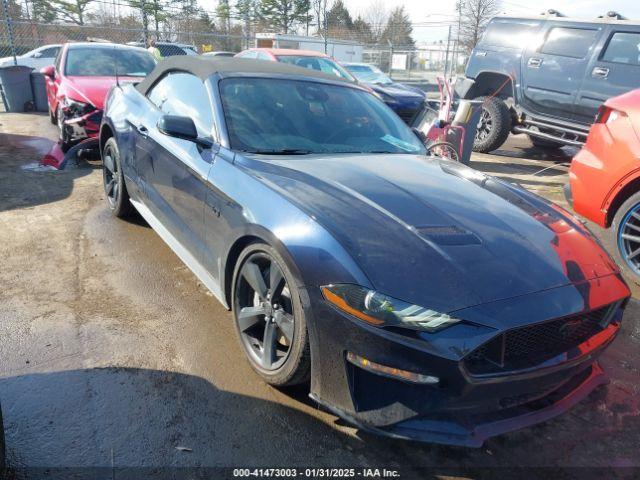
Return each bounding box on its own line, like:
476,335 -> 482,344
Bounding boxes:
136,124 -> 149,137
527,57 -> 542,68
592,66 -> 609,78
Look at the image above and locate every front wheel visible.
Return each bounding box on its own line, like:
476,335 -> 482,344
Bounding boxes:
232,242 -> 310,386
427,141 -> 461,163
612,192 -> 640,283
102,137 -> 133,218
473,96 -> 511,153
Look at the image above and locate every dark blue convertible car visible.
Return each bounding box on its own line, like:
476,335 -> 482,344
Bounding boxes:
100,56 -> 630,447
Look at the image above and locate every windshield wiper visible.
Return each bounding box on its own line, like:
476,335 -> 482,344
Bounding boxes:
242,149 -> 314,155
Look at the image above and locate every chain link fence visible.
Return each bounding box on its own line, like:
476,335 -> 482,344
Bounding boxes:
1,2 -> 467,110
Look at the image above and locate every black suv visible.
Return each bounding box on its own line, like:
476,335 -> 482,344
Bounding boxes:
456,11 -> 640,152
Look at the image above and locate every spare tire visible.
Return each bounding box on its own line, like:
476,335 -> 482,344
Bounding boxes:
473,96 -> 511,153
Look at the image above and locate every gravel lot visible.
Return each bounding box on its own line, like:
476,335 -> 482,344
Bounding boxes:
0,113 -> 638,479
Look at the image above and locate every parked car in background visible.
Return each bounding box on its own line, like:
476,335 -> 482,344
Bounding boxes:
568,89 -> 640,279
202,51 -> 236,57
456,11 -> 640,152
235,48 -> 355,82
0,44 -> 61,69
101,55 -> 630,447
128,41 -> 198,57
41,42 -> 156,151
343,62 -> 425,123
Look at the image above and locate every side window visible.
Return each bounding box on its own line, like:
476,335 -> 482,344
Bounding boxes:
257,52 -> 272,61
480,21 -> 539,48
602,32 -> 640,66
148,72 -> 214,138
540,27 -> 599,58
40,47 -> 60,58
159,45 -> 186,57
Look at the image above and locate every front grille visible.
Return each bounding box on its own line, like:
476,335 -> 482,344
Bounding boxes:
464,304 -> 616,376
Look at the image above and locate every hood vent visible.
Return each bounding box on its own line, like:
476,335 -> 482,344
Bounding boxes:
415,225 -> 481,246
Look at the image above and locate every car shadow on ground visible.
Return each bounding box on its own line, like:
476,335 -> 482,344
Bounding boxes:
0,133 -> 97,213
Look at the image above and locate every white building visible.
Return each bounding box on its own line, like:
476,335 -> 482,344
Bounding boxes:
254,33 -> 363,62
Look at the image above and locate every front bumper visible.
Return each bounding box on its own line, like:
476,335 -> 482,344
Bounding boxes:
61,109 -> 103,144
305,275 -> 628,447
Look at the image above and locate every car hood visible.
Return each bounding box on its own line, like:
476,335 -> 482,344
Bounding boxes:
371,82 -> 424,99
248,154 -> 619,313
65,76 -> 143,109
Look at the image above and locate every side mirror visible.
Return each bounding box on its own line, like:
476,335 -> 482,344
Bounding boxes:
40,65 -> 55,78
32,52 -> 42,58
157,115 -> 212,148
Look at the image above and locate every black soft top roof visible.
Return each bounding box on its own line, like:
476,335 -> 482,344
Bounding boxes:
136,55 -> 352,95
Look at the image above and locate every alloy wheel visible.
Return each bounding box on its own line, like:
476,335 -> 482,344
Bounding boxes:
234,252 -> 295,371
618,203 -> 640,275
476,108 -> 493,141
102,144 -> 120,208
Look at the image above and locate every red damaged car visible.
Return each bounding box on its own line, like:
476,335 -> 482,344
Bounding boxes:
568,88 -> 640,279
41,42 -> 156,151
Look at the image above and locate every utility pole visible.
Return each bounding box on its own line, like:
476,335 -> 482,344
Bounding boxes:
443,24 -> 452,80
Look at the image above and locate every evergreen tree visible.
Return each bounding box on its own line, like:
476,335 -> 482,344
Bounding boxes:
380,6 -> 414,47
130,0 -> 168,33
352,15 -> 373,44
325,0 -> 352,30
259,0 -> 309,34
46,0 -> 94,25
31,0 -> 57,23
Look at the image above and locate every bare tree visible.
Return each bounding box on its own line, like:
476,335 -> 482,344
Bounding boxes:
362,0 -> 388,44
312,0 -> 332,48
456,0 -> 501,53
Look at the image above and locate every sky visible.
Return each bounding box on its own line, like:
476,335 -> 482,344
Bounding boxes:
342,0 -> 640,43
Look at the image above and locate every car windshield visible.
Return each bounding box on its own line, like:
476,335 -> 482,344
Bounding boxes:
219,77 -> 426,155
65,47 -> 156,76
345,64 -> 393,85
275,55 -> 355,81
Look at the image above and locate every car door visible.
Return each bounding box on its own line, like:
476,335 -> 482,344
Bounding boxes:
521,23 -> 603,121
575,29 -> 640,124
138,71 -> 216,264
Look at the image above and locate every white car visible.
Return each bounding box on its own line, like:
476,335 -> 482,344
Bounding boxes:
0,44 -> 61,69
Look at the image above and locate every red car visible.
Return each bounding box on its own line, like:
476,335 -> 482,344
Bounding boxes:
41,42 -> 156,151
235,48 -> 356,82
568,88 -> 640,278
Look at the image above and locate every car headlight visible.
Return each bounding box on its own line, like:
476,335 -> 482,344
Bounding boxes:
321,284 -> 462,332
63,97 -> 93,116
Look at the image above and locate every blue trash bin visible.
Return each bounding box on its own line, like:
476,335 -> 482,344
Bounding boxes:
30,71 -> 49,112
0,65 -> 34,112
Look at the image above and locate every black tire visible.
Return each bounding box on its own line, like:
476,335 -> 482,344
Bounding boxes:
49,102 -> 56,125
102,137 -> 133,218
473,96 -> 511,153
427,141 -> 461,163
529,135 -> 563,150
611,191 -> 640,283
57,105 -> 73,152
232,242 -> 311,386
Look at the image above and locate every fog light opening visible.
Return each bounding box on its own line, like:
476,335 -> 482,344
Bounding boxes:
346,352 -> 439,385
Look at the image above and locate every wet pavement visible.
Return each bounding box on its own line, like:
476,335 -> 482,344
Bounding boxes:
0,114 -> 638,478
